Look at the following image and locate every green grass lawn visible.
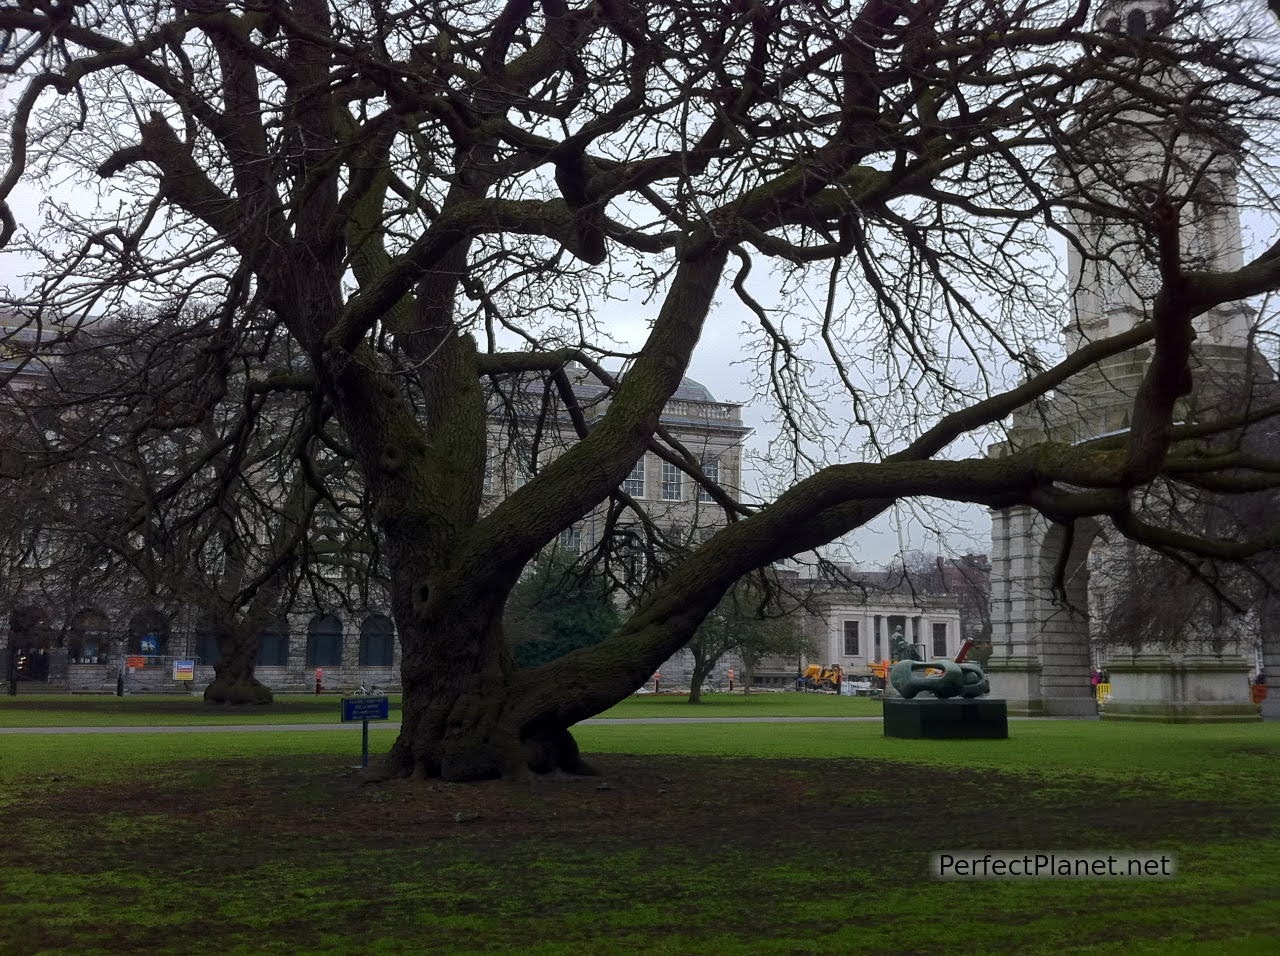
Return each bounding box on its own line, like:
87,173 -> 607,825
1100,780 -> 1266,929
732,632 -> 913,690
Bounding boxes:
0,689 -> 879,726
0,717 -> 1277,954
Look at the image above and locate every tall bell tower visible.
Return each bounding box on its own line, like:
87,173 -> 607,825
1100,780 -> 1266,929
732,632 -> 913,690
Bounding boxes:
985,1 -> 1264,720
1064,0 -> 1250,366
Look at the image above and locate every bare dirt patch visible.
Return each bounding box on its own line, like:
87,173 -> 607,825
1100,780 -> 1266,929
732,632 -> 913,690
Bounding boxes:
24,753 -> 1252,858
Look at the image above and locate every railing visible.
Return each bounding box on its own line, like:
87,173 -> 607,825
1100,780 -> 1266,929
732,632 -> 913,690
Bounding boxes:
661,399 -> 740,422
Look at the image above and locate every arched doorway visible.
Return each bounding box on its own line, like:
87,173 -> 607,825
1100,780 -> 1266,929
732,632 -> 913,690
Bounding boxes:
68,608 -> 110,664
987,506 -> 1099,716
8,604 -> 51,681
128,609 -> 170,657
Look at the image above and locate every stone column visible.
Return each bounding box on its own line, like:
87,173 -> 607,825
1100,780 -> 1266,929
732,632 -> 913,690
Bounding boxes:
986,505 -> 1046,714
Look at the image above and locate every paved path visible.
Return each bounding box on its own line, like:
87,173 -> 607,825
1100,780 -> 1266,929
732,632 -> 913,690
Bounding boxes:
0,714 -> 1089,735
0,716 -> 879,734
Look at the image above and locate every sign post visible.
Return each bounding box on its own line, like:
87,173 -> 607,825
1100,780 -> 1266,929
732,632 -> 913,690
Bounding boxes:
341,696 -> 391,768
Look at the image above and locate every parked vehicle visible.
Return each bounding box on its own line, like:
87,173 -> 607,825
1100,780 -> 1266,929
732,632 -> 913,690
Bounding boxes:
797,663 -> 843,692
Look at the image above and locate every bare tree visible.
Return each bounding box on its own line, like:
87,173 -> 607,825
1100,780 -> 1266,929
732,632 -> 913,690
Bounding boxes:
684,574 -> 812,703
3,1 -> 1280,780
0,314 -> 376,702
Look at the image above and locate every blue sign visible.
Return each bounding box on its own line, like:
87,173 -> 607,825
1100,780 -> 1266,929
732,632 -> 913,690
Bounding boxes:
341,696 -> 390,722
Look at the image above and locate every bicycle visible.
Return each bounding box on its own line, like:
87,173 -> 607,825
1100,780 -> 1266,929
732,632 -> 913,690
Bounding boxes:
354,682 -> 384,696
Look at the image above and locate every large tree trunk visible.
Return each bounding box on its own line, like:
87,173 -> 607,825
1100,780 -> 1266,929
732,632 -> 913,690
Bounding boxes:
328,251 -> 734,781
385,600 -> 591,781
204,623 -> 272,705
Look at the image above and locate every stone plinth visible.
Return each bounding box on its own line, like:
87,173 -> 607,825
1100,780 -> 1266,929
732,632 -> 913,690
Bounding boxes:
986,658 -> 1046,716
1101,651 -> 1259,723
883,697 -> 1009,739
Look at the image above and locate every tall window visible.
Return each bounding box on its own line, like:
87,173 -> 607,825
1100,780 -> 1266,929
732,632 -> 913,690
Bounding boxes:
256,623 -> 289,667
623,457 -> 645,497
932,622 -> 948,658
843,621 -> 859,656
698,459 -> 720,502
661,462 -> 682,501
359,614 -> 395,667
306,614 -> 344,667
194,621 -> 222,666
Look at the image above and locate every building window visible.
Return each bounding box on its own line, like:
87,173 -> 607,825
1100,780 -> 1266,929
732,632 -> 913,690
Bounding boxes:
514,459 -> 533,490
623,457 -> 645,497
932,622 -> 948,658
359,614 -> 395,667
843,621 -> 859,656
873,616 -> 882,660
661,462 -> 682,501
559,526 -> 582,553
699,459 -> 719,502
306,614 -> 344,667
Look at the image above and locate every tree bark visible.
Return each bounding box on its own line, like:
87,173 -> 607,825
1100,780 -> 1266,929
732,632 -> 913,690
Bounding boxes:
386,603 -> 592,781
687,648 -> 716,704
204,623 -> 272,705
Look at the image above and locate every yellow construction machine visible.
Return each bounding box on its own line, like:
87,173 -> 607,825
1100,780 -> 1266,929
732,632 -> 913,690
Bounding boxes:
798,663 -> 844,692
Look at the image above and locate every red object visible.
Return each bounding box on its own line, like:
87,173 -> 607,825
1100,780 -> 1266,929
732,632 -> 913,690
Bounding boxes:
954,638 -> 975,663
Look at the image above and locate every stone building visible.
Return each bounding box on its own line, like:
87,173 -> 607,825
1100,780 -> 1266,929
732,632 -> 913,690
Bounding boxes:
744,568 -> 965,690
2,344 -> 754,695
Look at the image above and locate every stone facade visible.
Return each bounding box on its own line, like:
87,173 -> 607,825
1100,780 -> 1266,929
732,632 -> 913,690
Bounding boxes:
4,359 -> 753,696
748,574 -> 964,689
